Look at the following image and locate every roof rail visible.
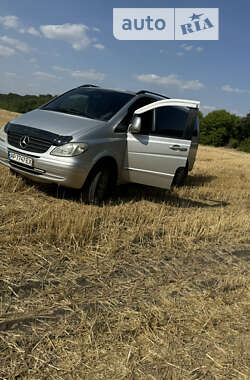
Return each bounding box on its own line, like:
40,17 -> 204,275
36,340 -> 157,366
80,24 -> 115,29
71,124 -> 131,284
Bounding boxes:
79,84 -> 100,88
136,90 -> 169,99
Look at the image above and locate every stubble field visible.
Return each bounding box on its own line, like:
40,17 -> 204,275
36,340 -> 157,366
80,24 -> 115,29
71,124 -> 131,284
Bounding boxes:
0,110 -> 250,379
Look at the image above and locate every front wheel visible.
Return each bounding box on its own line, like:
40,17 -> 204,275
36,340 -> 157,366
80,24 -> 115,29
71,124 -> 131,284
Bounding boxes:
82,165 -> 113,204
9,168 -> 20,177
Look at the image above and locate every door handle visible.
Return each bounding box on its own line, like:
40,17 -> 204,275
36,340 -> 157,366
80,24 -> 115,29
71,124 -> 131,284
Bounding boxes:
170,145 -> 187,152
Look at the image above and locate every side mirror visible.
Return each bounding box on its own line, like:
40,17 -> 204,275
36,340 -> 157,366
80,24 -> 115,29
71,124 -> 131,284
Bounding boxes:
128,115 -> 141,134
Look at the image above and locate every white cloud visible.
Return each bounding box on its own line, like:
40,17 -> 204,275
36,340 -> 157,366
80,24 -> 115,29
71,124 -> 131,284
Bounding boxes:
0,35 -> 31,53
231,109 -> 244,117
136,73 -> 204,91
180,44 -> 203,54
27,27 -> 40,37
0,44 -> 15,56
0,15 -> 20,29
33,71 -> 59,80
5,72 -> 17,77
180,43 -> 193,51
71,69 -> 105,82
200,105 -> 216,114
221,84 -> 250,94
52,65 -> 70,73
184,45 -> 193,51
52,66 -> 106,82
93,43 -> 105,50
29,57 -> 37,64
0,15 -> 41,38
40,23 -> 90,50
93,27 -> 100,32
177,52 -> 184,56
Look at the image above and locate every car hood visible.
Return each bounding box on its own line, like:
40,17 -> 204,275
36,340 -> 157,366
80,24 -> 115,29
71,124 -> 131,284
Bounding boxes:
11,109 -> 106,137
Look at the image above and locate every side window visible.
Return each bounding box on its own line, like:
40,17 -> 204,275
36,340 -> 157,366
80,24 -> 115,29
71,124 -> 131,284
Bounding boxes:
140,110 -> 154,135
193,115 -> 199,137
154,106 -> 189,139
184,109 -> 197,139
115,97 -> 156,132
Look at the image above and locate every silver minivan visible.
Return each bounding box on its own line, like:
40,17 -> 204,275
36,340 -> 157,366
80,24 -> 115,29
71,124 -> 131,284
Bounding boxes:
0,85 -> 200,203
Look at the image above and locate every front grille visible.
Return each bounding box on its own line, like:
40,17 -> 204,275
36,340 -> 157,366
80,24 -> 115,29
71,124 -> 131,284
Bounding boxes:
8,132 -> 51,153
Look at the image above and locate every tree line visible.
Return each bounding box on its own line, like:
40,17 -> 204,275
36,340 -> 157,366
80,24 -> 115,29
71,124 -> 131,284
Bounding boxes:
199,110 -> 250,153
0,92 -> 249,153
0,93 -> 54,114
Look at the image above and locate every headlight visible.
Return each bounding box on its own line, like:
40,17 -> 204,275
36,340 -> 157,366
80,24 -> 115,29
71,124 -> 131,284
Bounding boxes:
0,125 -> 7,143
50,142 -> 88,157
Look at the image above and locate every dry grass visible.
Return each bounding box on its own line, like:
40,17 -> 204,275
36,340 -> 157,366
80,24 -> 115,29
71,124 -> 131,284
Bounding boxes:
0,109 -> 20,127
0,110 -> 250,379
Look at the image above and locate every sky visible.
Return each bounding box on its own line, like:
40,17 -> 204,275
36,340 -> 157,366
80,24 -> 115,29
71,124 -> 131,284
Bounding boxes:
0,0 -> 249,116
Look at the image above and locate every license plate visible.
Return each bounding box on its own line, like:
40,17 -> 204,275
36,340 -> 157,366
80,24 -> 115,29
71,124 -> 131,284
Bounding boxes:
8,152 -> 33,167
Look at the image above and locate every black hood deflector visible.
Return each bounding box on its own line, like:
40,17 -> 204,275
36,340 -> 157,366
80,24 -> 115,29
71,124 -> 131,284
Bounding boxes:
5,123 -> 73,146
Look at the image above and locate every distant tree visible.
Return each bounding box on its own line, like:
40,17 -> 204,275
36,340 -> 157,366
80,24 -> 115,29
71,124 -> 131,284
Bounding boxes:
238,137 -> 250,153
230,113 -> 242,140
198,111 -> 204,120
237,112 -> 250,141
0,93 -> 54,113
228,137 -> 239,149
200,110 -> 240,147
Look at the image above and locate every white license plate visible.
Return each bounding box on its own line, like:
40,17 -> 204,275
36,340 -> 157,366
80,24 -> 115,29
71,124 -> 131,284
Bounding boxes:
8,152 -> 33,167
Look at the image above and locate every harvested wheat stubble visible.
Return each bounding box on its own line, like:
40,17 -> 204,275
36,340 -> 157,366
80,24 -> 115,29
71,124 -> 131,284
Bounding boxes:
0,110 -> 250,379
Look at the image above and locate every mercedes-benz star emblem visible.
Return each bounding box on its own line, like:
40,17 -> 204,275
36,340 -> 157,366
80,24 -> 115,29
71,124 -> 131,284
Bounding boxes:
20,136 -> 30,149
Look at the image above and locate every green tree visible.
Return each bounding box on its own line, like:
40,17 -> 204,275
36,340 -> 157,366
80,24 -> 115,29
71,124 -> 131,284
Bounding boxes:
0,93 -> 54,113
237,112 -> 250,141
200,110 -> 240,147
238,138 -> 250,153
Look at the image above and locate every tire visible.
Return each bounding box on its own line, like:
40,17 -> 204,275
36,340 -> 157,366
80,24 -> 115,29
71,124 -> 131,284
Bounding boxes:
172,166 -> 188,187
82,164 -> 114,204
9,168 -> 20,177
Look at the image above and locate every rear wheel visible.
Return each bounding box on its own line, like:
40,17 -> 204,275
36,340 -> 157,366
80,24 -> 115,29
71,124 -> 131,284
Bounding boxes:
172,166 -> 188,187
82,165 -> 114,204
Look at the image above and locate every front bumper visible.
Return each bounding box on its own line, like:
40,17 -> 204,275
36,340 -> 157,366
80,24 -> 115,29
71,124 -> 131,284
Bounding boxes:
0,141 -> 89,189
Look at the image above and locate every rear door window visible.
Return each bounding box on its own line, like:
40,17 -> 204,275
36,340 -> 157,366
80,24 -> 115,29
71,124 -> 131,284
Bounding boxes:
153,106 -> 189,139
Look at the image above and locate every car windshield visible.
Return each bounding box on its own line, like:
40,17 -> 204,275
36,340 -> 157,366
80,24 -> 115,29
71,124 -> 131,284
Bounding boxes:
41,88 -> 134,121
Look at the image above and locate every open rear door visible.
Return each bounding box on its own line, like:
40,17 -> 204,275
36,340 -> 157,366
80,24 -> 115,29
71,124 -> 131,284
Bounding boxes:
125,99 -> 200,189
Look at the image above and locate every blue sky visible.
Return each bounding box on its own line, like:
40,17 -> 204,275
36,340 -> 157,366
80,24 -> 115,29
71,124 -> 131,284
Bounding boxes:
0,0 -> 249,116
